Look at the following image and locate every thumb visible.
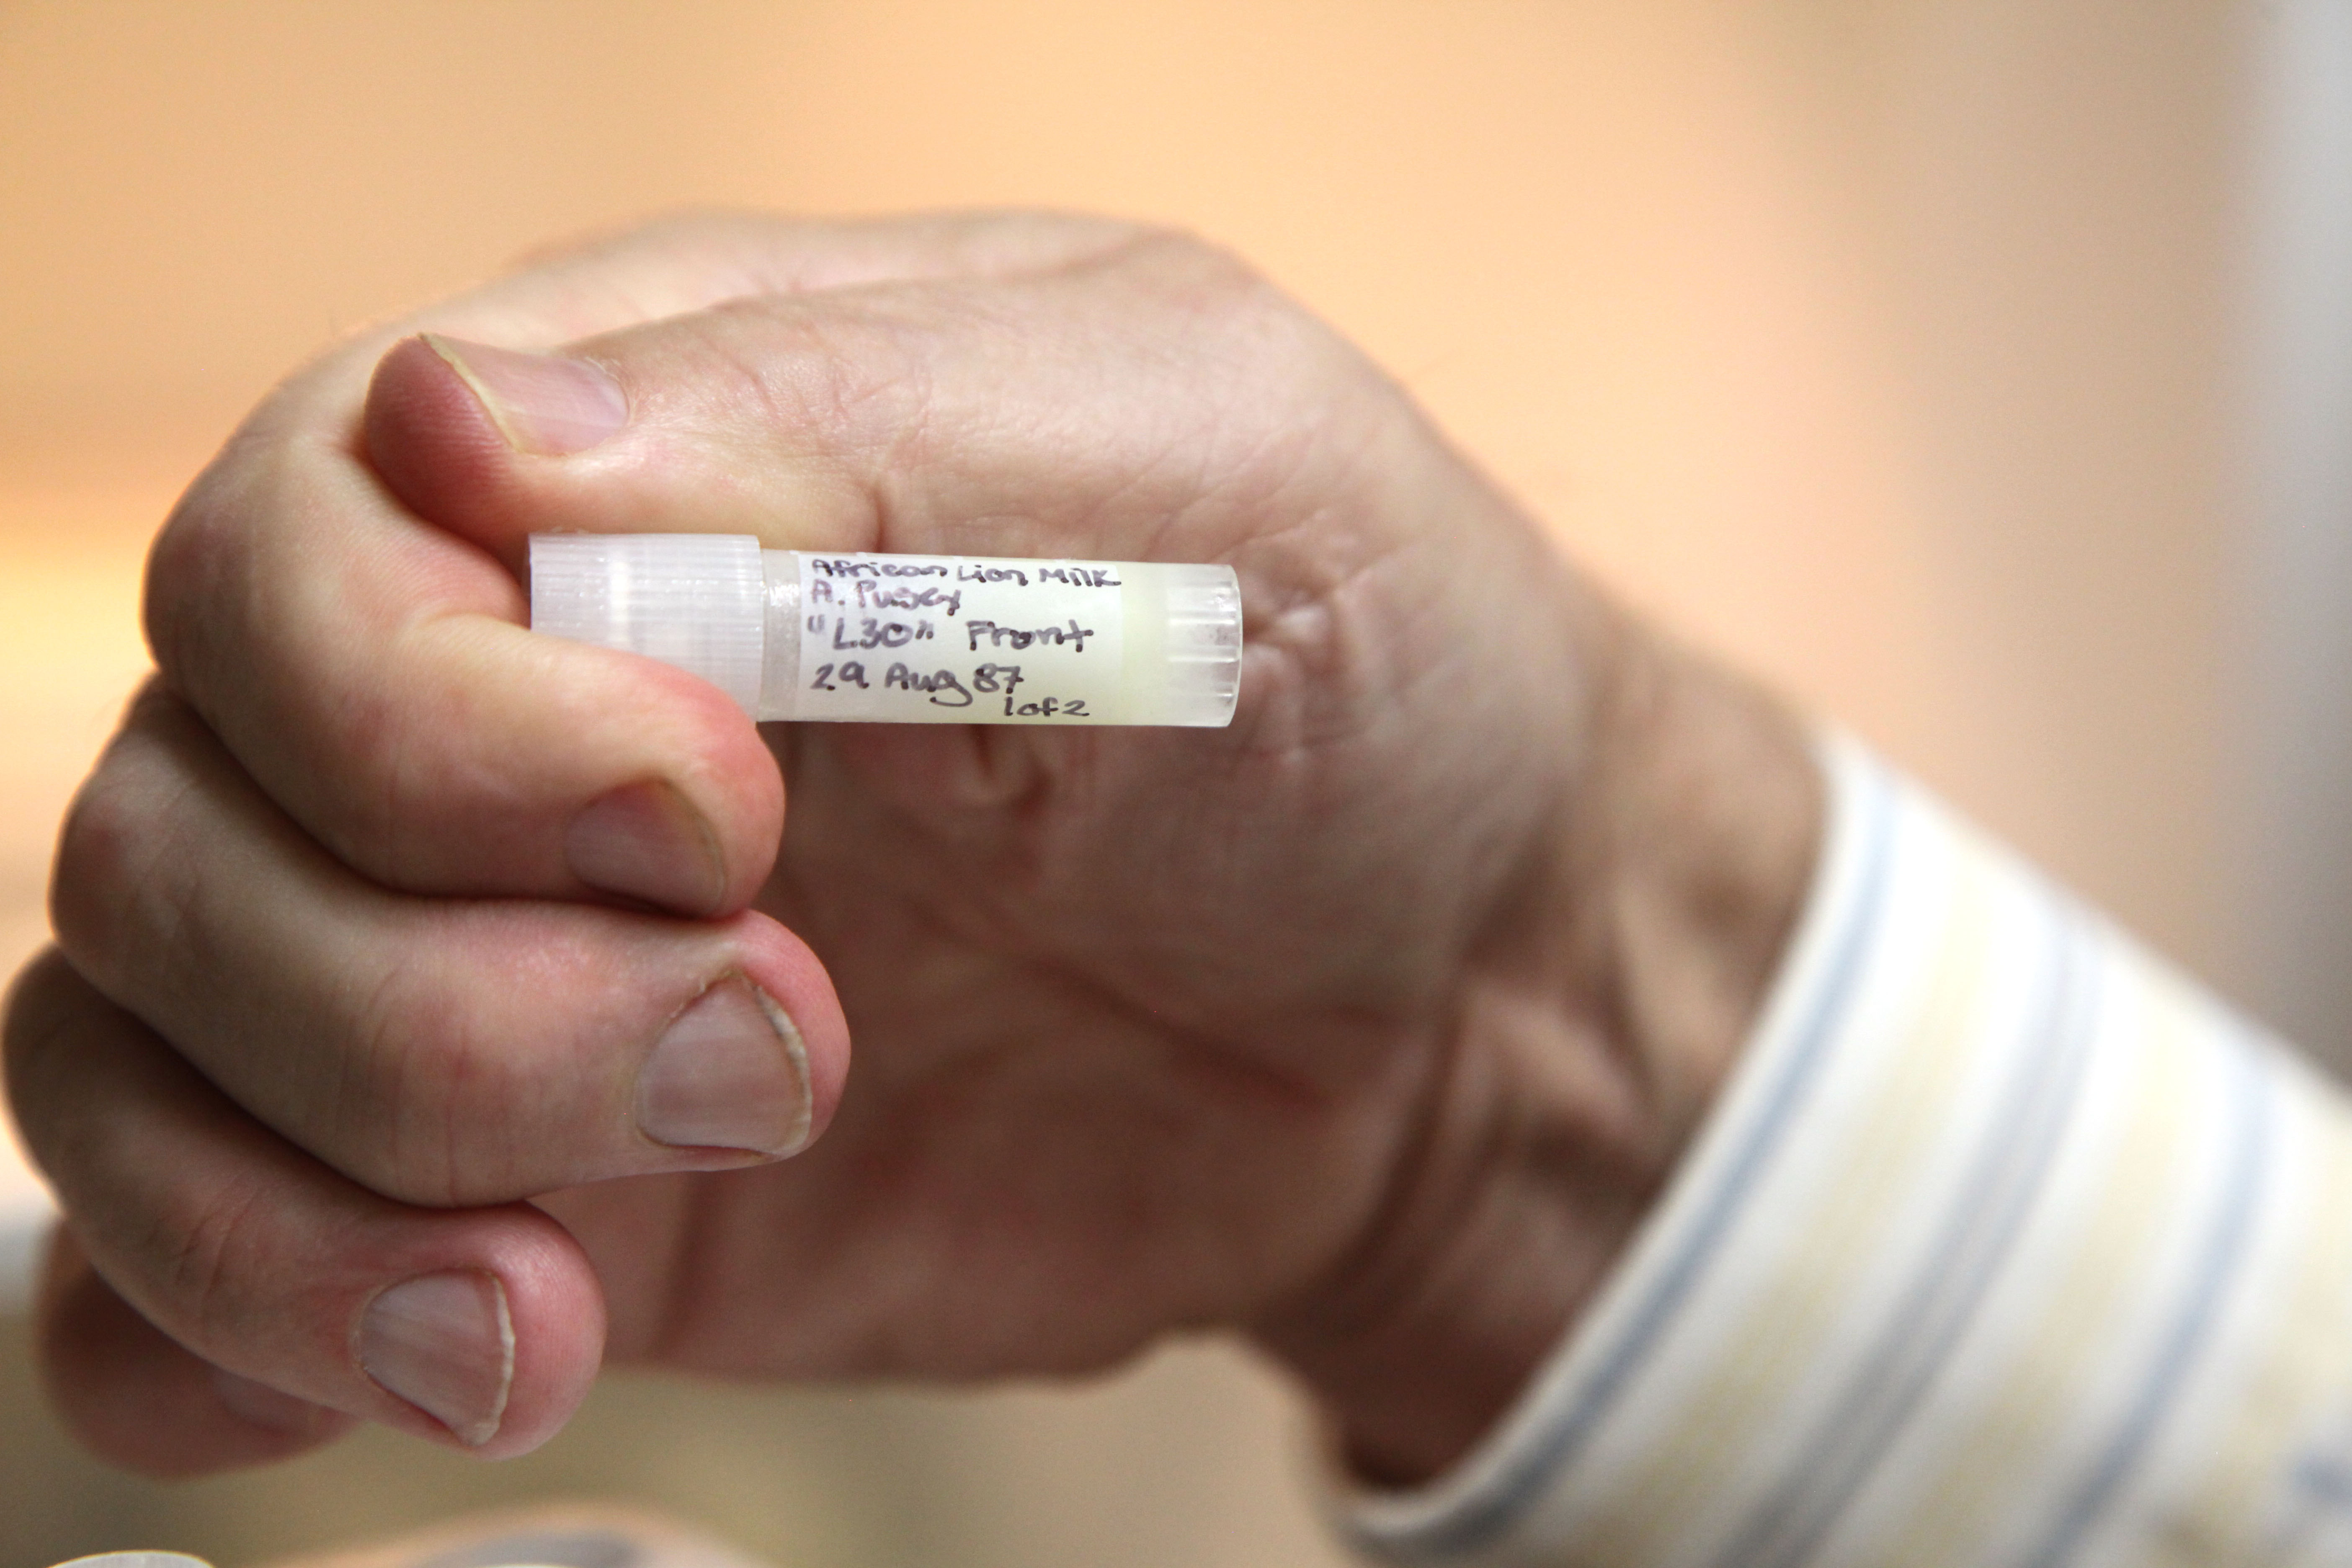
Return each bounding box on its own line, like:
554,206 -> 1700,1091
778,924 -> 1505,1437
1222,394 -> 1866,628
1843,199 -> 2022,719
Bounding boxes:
361,228 -> 1388,580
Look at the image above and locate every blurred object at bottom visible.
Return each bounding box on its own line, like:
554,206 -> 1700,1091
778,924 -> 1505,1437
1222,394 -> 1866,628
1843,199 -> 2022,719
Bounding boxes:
34,1508 -> 775,1568
252,1504 -> 775,1568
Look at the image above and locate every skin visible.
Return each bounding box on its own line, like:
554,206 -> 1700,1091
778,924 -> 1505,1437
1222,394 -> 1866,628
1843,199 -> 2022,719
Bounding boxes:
2,212 -> 1821,1485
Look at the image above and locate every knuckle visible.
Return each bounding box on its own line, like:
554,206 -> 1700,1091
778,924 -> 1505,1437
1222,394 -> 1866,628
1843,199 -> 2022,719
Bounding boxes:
721,295 -> 928,462
335,944 -> 524,1207
302,682 -> 413,878
142,460 -> 257,692
48,716 -> 187,985
1099,232 -> 1362,400
1117,227 -> 1281,313
160,1171 -> 277,1348
144,431 -> 318,731
3,947 -> 86,1113
337,958 -> 460,1204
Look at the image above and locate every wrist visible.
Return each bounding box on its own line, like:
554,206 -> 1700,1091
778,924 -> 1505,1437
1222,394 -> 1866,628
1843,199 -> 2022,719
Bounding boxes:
1248,598 -> 1823,1486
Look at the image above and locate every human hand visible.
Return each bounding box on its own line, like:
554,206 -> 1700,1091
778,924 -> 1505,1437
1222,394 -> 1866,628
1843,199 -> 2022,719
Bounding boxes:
6,213 -> 1819,1483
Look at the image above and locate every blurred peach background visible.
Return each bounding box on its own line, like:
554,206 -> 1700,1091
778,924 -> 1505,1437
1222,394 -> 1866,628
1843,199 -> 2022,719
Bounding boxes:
0,2 -> 2279,1564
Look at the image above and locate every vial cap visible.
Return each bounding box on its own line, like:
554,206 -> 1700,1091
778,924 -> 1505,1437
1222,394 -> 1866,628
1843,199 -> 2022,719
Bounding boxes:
530,534 -> 765,714
1142,563 -> 1243,726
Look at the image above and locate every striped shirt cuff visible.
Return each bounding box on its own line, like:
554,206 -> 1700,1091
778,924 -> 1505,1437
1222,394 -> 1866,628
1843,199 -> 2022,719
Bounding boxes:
1339,734 -> 2352,1567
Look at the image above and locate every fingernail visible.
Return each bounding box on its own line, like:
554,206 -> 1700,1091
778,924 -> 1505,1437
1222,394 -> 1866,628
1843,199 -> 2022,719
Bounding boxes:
210,1366 -> 348,1438
358,1270 -> 514,1447
423,332 -> 628,456
567,780 -> 727,913
636,976 -> 813,1155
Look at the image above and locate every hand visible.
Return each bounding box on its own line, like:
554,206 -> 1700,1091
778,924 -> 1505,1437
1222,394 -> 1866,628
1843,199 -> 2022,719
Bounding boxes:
5,212 -> 1820,1483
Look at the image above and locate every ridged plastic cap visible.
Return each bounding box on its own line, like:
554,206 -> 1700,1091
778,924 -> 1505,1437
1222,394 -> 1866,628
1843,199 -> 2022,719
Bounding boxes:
1147,563 -> 1243,726
529,534 -> 766,714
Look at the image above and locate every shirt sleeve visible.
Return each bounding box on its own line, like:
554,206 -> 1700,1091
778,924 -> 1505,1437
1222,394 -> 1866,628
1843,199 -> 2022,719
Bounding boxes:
1336,733 -> 2352,1568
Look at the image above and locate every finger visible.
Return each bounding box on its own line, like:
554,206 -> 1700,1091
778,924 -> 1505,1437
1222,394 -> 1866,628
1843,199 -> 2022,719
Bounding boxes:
38,1227 -> 358,1476
5,949 -> 604,1463
359,227 -> 1393,574
142,213 -> 1149,912
50,691 -> 850,1207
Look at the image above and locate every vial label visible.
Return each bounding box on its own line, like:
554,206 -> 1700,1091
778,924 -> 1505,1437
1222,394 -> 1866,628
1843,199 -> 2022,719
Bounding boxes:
793,553 -> 1128,722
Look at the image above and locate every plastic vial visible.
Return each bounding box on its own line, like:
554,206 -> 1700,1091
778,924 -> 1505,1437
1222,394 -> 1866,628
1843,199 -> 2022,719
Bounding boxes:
529,534 -> 1242,727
